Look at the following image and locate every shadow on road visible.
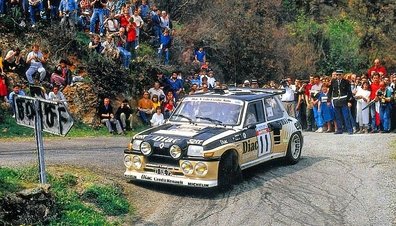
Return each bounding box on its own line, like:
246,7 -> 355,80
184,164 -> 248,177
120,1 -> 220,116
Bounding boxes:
129,155 -> 327,199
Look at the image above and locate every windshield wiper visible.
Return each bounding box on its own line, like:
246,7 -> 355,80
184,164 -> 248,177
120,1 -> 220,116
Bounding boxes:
195,116 -> 223,125
173,114 -> 193,123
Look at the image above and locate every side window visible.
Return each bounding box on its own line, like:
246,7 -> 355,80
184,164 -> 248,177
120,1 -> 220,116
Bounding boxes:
264,97 -> 284,121
244,101 -> 265,126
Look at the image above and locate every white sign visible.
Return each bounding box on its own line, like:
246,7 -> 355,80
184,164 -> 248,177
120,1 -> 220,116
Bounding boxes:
15,96 -> 73,136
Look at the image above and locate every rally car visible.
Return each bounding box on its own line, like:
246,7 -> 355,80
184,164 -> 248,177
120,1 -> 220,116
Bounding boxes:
124,88 -> 303,189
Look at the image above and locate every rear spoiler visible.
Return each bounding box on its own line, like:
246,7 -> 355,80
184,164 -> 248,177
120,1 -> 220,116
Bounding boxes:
227,88 -> 286,96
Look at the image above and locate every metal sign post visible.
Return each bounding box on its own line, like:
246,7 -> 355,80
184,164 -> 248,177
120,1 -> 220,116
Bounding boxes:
34,99 -> 47,184
14,95 -> 74,184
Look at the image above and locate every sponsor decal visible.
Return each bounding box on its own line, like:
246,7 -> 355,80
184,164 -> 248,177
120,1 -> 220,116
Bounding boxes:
135,135 -> 147,140
219,139 -> 228,145
243,139 -> 258,154
187,139 -> 204,145
187,182 -> 209,187
140,174 -> 183,185
152,136 -> 180,143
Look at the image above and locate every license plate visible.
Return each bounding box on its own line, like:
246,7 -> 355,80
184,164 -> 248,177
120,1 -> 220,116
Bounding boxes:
154,168 -> 172,176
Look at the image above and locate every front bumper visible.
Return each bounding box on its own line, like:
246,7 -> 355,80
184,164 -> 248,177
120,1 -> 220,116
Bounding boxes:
124,171 -> 218,188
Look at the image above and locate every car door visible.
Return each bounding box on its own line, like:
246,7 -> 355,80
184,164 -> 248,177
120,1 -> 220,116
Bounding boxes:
240,100 -> 267,163
263,96 -> 287,153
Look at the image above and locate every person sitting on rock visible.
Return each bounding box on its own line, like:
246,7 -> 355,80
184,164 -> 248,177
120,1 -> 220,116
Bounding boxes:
4,47 -> 25,74
47,85 -> 67,106
88,35 -> 104,54
8,84 -> 26,117
98,97 -> 124,135
116,99 -> 133,131
50,59 -> 72,87
137,91 -> 154,125
25,44 -> 47,84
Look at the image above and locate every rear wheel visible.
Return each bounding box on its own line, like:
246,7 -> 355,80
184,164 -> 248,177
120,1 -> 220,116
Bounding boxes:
218,151 -> 241,191
285,132 -> 302,164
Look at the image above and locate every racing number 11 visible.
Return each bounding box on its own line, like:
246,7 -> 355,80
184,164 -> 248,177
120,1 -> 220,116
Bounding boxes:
256,124 -> 271,157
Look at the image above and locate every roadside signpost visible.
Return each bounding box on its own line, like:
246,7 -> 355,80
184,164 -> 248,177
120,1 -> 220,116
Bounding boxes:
14,95 -> 74,184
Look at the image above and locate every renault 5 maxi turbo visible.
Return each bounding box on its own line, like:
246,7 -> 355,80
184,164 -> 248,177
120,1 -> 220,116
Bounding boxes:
124,88 -> 303,189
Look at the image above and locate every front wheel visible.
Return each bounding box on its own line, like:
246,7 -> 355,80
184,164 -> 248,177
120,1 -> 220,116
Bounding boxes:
217,151 -> 241,191
285,132 -> 302,164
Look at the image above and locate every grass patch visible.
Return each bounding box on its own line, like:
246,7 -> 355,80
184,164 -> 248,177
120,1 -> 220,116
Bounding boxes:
82,185 -> 130,216
0,165 -> 133,225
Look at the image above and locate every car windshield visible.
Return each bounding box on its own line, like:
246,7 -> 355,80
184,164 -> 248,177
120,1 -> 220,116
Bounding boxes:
170,96 -> 244,126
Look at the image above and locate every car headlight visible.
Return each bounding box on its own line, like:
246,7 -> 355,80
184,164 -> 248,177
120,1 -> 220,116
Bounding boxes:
140,142 -> 152,156
170,145 -> 182,159
132,156 -> 142,169
181,161 -> 194,175
124,155 -> 132,168
187,145 -> 204,157
194,162 -> 208,176
132,140 -> 143,150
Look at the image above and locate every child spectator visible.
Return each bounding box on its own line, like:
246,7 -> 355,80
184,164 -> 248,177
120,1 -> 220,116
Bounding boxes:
150,106 -> 164,126
88,35 -> 104,53
318,85 -> 334,132
0,73 -> 8,102
151,94 -> 161,110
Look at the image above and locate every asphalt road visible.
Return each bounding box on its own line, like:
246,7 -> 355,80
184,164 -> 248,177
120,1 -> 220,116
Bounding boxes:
1,133 -> 395,226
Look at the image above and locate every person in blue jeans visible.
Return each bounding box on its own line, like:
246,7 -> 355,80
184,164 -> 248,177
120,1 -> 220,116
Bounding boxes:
158,28 -> 172,65
114,27 -> 131,69
28,0 -> 45,27
376,81 -> 392,133
89,0 -> 106,36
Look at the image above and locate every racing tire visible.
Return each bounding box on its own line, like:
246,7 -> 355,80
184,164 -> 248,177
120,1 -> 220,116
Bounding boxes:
218,151 -> 241,191
285,132 -> 302,165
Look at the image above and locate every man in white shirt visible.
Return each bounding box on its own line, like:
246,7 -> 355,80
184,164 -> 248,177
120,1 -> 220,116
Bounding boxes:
25,44 -> 47,84
281,77 -> 296,118
148,81 -> 165,100
48,85 -> 68,106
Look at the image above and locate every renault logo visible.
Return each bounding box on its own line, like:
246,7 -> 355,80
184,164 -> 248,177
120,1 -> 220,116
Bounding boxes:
159,143 -> 165,149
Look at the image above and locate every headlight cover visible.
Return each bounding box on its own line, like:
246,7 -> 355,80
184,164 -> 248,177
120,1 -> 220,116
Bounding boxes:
124,155 -> 132,168
181,161 -> 194,175
132,140 -> 143,150
140,142 -> 152,156
170,145 -> 182,159
132,155 -> 142,169
187,145 -> 204,157
194,162 -> 208,176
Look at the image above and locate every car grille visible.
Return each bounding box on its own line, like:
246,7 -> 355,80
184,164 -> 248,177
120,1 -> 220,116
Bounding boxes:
147,154 -> 179,167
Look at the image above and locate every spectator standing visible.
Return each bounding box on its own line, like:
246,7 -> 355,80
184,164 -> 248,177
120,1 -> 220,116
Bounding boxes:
207,70 -> 216,89
28,0 -> 45,27
158,28 -> 172,65
131,9 -> 143,49
104,12 -> 119,33
117,5 -> 129,28
139,0 -> 149,21
311,75 -> 323,132
98,98 -> 124,134
8,84 -> 26,117
190,73 -> 201,87
89,0 -> 107,36
318,85 -> 334,132
126,17 -> 137,56
137,91 -> 154,125
367,59 -> 387,79
376,81 -> 392,133
58,0 -> 77,30
369,73 -> 381,132
281,77 -> 296,118
48,0 -> 61,21
116,99 -> 133,131
355,81 -> 370,133
304,76 -> 314,131
159,10 -> 171,31
26,44 -> 47,84
327,69 -> 353,134
150,106 -> 164,126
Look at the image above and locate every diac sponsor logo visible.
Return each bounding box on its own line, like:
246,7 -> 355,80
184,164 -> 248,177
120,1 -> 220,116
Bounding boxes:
242,139 -> 258,154
152,136 -> 180,144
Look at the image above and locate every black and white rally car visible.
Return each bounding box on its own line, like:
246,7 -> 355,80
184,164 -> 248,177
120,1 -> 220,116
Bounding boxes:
124,88 -> 303,189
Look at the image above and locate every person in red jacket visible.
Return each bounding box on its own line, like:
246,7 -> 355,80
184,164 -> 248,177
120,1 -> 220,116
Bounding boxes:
126,17 -> 136,57
369,73 -> 381,132
367,59 -> 387,79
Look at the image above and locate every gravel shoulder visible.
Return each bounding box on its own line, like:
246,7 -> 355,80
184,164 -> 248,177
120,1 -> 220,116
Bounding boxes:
1,133 -> 395,225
